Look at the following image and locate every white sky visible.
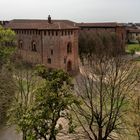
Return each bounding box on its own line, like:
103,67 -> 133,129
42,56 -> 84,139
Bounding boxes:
1,0 -> 140,23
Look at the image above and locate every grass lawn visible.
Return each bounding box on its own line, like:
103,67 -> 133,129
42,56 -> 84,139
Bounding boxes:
126,43 -> 140,53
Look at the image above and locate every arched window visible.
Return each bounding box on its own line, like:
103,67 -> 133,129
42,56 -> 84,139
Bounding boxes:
67,42 -> 72,54
31,41 -> 37,52
67,60 -> 72,72
18,40 -> 23,49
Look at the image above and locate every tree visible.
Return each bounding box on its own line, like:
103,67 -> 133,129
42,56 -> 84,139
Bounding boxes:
24,66 -> 76,140
0,67 -> 16,126
74,57 -> 138,140
9,65 -> 77,140
0,25 -> 16,68
73,31 -> 139,140
8,65 -> 41,140
79,30 -> 123,63
137,36 -> 140,46
0,26 -> 16,126
132,94 -> 140,140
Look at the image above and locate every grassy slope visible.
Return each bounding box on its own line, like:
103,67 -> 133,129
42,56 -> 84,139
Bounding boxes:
126,44 -> 140,52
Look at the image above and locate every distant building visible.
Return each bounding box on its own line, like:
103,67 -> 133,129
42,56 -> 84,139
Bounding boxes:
5,16 -> 79,74
77,22 -> 126,50
126,23 -> 140,43
4,17 -> 129,73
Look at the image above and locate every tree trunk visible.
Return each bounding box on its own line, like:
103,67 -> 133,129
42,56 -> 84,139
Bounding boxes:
98,127 -> 102,140
22,130 -> 27,140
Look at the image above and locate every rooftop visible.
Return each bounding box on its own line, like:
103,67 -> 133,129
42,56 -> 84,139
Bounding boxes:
127,28 -> 140,33
4,19 -> 78,30
77,22 -> 125,28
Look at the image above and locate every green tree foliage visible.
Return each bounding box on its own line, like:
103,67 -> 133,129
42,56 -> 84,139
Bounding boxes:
8,67 -> 41,140
0,26 -> 16,68
26,66 -> 76,140
9,65 -> 77,140
0,68 -> 16,126
0,26 -> 16,126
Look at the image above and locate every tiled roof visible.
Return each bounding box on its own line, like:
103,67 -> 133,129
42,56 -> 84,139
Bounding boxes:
77,22 -> 125,28
127,29 -> 140,33
4,19 -> 78,30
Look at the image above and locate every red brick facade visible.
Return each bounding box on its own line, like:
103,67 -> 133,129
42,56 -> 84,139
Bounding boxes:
5,19 -> 127,74
5,19 -> 79,74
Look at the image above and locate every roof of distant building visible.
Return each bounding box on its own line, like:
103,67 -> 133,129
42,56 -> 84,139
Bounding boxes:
4,19 -> 78,30
77,22 -> 125,28
127,29 -> 140,33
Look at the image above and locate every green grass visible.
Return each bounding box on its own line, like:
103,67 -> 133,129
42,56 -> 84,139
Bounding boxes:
126,44 -> 140,53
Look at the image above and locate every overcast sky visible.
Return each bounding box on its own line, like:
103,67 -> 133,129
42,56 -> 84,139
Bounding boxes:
1,0 -> 140,23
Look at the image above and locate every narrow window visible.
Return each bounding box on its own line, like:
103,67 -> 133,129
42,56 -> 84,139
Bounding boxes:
65,30 -> 67,35
67,42 -> 72,54
56,31 -> 58,36
67,61 -> 72,71
48,31 -> 50,36
44,31 -> 46,36
18,40 -> 23,49
31,41 -> 37,52
48,58 -> 51,64
62,31 -> 64,36
64,58 -> 66,64
51,49 -> 53,55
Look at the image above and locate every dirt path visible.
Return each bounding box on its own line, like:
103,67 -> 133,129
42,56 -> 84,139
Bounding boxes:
0,126 -> 22,140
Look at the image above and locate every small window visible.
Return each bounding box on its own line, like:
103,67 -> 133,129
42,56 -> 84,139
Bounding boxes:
65,30 -> 67,35
64,58 -> 66,64
18,40 -> 23,49
51,49 -> 53,55
52,31 -> 54,36
48,31 -> 50,36
31,41 -> 37,52
67,42 -> 72,54
44,31 -> 46,36
62,31 -> 64,36
67,61 -> 72,71
56,31 -> 58,36
48,58 -> 51,64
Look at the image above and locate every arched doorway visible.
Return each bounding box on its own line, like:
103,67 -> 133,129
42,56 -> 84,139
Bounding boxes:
67,61 -> 72,72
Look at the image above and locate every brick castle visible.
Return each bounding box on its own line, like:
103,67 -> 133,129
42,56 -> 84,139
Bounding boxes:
2,16 -> 127,74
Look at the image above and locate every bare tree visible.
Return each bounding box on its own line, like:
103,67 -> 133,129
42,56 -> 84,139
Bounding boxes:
74,56 -> 138,140
73,31 -> 139,140
132,94 -> 140,140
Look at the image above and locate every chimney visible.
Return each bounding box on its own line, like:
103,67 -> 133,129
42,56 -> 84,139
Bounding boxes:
48,15 -> 51,24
